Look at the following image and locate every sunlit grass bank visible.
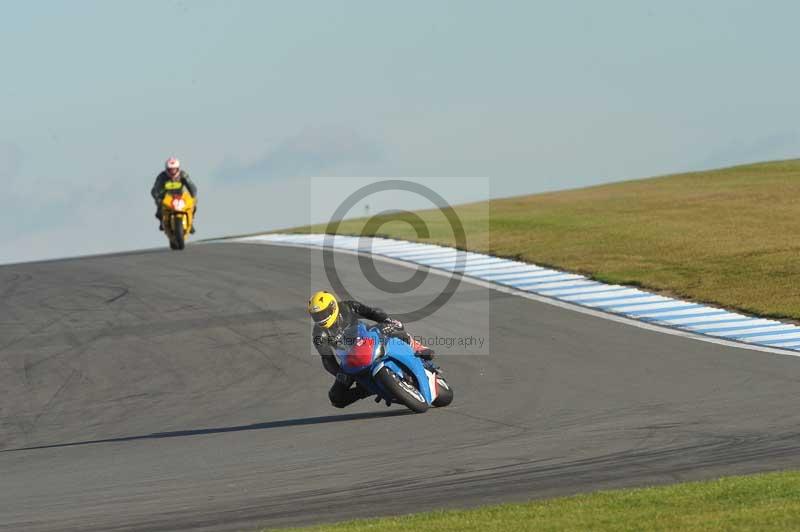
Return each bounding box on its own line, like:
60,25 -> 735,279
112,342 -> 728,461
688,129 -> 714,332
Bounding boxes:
289,160 -> 800,320
263,470 -> 800,532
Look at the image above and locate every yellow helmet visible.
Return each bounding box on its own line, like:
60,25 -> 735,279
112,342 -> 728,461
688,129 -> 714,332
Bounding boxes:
308,290 -> 339,329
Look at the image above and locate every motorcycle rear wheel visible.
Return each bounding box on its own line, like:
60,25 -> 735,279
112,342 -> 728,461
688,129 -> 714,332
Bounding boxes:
432,375 -> 454,407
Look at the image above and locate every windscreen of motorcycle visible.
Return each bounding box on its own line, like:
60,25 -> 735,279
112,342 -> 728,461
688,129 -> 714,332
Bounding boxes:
336,324 -> 380,371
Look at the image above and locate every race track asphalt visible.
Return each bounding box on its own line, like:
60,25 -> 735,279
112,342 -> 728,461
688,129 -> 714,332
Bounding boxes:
2,242 -> 800,531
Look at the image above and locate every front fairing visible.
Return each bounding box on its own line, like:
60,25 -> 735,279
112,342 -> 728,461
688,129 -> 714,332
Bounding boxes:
335,322 -> 376,372
373,337 -> 434,403
161,190 -> 195,238
162,190 -> 195,213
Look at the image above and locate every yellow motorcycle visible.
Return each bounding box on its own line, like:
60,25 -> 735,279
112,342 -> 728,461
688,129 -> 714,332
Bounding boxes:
161,182 -> 195,250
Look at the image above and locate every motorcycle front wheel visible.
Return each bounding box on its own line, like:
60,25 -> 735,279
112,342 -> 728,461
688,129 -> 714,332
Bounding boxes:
173,215 -> 185,250
374,366 -> 429,413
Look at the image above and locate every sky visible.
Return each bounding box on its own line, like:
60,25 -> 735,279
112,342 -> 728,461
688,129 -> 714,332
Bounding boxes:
2,0 -> 800,264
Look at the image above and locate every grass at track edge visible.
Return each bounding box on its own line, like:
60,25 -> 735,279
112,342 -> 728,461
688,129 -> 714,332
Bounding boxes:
262,470 -> 800,531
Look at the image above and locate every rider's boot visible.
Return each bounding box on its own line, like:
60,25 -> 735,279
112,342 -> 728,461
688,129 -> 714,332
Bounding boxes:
407,335 -> 435,360
416,347 -> 435,360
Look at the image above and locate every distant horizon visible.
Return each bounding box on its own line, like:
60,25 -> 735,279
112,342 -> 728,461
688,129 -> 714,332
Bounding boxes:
3,156 -> 793,267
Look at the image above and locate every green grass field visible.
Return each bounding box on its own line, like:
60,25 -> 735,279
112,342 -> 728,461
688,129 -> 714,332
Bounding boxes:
289,159 -> 800,320
263,471 -> 800,532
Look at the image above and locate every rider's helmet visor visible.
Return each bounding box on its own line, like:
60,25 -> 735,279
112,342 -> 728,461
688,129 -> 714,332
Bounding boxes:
311,305 -> 337,327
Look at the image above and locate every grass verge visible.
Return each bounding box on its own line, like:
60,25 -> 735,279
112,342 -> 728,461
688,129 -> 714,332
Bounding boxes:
263,470 -> 800,531
288,159 -> 800,320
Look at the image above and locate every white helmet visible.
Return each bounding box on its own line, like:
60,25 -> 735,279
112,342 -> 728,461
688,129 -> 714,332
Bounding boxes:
165,157 -> 180,170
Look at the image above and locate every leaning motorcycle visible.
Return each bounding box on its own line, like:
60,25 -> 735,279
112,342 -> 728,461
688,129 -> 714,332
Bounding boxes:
336,322 -> 454,413
161,185 -> 195,250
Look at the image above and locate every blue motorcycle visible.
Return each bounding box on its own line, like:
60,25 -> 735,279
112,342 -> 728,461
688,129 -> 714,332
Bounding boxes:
336,322 -> 454,413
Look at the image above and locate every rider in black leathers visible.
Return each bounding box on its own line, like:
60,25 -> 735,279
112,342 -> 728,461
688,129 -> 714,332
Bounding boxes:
309,292 -> 434,408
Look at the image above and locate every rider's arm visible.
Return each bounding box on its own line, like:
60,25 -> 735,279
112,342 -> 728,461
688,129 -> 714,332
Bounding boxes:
151,174 -> 165,201
320,354 -> 340,377
181,172 -> 198,198
313,327 -> 341,376
345,300 -> 390,323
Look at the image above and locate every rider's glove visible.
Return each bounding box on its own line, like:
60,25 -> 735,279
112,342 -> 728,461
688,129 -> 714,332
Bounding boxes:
380,318 -> 403,335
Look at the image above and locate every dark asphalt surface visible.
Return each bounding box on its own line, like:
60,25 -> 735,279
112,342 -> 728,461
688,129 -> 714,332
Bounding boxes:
2,242 -> 800,531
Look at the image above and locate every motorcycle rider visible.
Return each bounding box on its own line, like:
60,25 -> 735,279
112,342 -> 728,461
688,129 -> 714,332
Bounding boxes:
308,290 -> 434,408
151,157 -> 198,233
